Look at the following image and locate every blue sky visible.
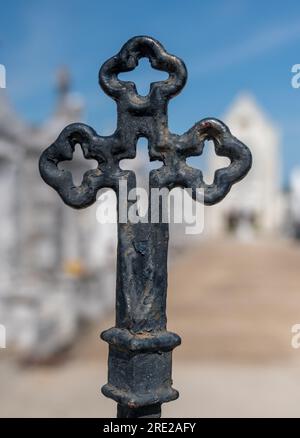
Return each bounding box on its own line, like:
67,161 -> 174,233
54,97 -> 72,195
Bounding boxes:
1,0 -> 300,184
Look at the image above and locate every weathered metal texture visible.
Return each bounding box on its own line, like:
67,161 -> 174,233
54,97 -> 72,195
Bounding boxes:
39,36 -> 252,418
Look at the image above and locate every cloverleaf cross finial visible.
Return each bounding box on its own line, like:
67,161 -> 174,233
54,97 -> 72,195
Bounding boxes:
40,35 -> 251,208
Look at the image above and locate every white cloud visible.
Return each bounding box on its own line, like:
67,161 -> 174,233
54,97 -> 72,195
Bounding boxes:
194,19 -> 300,75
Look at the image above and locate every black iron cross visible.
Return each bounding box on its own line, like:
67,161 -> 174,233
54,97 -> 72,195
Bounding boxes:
39,36 -> 252,418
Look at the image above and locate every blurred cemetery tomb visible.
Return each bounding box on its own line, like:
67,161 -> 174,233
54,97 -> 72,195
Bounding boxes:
170,93 -> 287,244
0,70 -> 118,361
206,93 -> 284,240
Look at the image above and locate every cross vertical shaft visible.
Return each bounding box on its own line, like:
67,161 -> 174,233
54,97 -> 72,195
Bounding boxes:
103,220 -> 175,418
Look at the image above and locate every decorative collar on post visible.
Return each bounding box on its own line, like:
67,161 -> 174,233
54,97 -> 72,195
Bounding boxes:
39,36 -> 252,418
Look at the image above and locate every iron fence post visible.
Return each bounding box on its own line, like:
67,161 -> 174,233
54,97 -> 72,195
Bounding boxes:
39,36 -> 252,418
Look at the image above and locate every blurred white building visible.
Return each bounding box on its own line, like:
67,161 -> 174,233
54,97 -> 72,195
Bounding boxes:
0,70 -> 117,361
207,93 -> 283,239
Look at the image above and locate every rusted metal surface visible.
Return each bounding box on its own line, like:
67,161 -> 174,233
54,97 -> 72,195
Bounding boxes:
39,36 -> 252,418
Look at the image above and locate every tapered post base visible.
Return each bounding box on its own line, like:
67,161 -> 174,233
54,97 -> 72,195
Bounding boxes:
101,327 -> 181,418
